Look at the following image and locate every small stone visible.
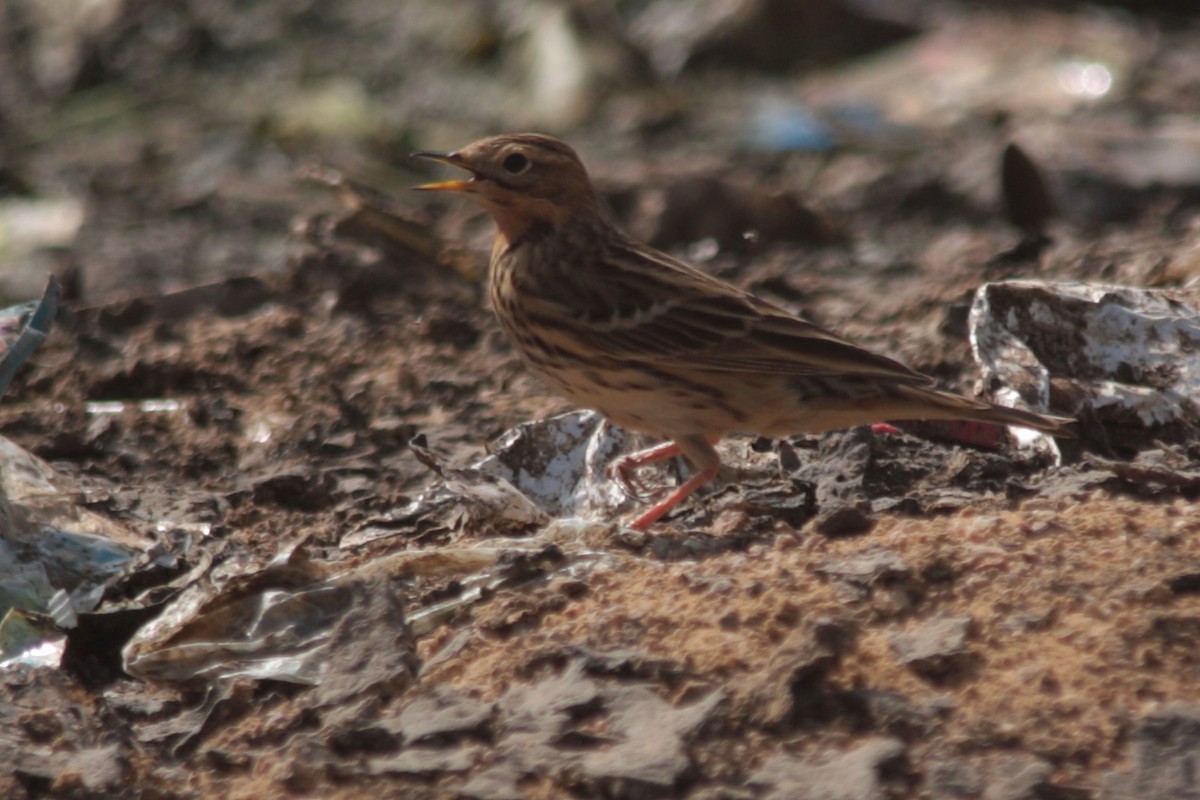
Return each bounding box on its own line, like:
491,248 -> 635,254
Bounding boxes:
747,636 -> 836,728
888,616 -> 973,680
928,759 -> 985,798
19,709 -> 63,743
814,502 -> 874,537
393,686 -> 493,744
817,547 -> 910,585
1001,142 -> 1057,237
750,738 -> 905,800
1101,703 -> 1200,800
842,689 -> 933,738
366,745 -> 480,775
983,755 -> 1053,800
459,762 -> 525,800
581,685 -> 724,789
70,746 -> 126,792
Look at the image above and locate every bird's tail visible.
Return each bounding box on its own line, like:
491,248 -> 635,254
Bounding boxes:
893,384 -> 1076,437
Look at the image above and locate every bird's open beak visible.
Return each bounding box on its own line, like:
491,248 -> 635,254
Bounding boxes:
412,151 -> 475,192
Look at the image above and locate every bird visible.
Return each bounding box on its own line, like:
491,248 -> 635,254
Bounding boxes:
414,133 -> 1075,531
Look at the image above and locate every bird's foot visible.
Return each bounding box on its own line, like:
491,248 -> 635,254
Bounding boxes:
606,441 -> 684,502
607,457 -> 658,502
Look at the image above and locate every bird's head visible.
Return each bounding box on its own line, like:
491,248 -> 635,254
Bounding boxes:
414,133 -> 599,241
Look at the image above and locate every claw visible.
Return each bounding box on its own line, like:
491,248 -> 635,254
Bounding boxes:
607,457 -> 654,501
607,439 -> 721,528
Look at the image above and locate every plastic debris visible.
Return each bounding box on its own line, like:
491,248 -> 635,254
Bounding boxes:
0,282 -> 166,669
0,461 -> 153,670
0,443 -> 145,583
86,398 -> 183,415
0,436 -> 153,668
346,412 -> 641,544
344,440 -> 553,547
401,544 -> 569,636
478,411 -> 639,520
971,281 -> 1200,450
123,536 -> 417,687
0,607 -> 66,669
0,275 -> 59,400
372,395 -> 1076,537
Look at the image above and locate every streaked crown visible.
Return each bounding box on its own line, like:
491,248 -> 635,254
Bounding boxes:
431,134 -> 597,208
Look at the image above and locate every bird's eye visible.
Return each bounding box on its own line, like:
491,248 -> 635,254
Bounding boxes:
502,152 -> 531,174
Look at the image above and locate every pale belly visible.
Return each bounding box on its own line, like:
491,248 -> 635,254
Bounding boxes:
522,358 -> 761,438
521,355 -> 919,440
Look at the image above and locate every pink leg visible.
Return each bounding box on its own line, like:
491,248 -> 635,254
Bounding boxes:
608,441 -> 683,498
617,435 -> 722,530
629,461 -> 720,530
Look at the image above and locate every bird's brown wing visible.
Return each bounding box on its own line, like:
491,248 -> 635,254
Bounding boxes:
528,235 -> 933,384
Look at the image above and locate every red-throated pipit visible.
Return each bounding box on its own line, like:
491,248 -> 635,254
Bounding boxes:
415,134 -> 1074,530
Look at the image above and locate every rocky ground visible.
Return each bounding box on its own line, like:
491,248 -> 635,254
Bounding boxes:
2,1 -> 1200,798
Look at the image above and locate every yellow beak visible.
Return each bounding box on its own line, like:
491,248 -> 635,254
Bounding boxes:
412,151 -> 475,192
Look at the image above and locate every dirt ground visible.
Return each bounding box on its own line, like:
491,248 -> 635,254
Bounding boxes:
2,1 -> 1200,798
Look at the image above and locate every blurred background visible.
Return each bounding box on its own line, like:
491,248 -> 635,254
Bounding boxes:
0,0 -> 1198,302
